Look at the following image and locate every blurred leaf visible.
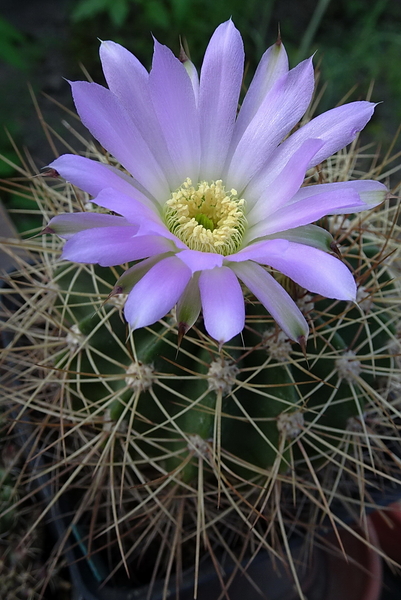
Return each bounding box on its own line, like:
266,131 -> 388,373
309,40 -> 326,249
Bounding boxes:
109,0 -> 131,26
71,0 -> 136,27
143,0 -> 170,28
71,0 -> 120,22
0,16 -> 32,70
171,0 -> 191,23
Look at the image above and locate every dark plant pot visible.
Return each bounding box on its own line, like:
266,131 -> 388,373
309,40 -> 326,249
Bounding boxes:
320,519 -> 382,600
370,502 -> 401,564
57,515 -> 382,600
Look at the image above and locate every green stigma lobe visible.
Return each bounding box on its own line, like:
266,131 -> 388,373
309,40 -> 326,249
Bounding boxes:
195,213 -> 215,231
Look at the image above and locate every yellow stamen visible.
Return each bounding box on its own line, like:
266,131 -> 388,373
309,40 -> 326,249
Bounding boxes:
165,178 -> 247,255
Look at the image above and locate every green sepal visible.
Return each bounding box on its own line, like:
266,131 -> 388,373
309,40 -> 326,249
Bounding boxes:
264,224 -> 334,253
112,253 -> 173,295
176,273 -> 201,334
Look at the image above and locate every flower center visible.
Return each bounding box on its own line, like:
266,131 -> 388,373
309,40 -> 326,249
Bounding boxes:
165,178 -> 247,255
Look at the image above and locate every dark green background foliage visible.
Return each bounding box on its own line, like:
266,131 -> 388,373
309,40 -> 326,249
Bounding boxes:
1,0 -> 400,232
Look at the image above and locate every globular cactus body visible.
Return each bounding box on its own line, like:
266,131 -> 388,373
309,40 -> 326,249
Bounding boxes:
56,235 -> 396,489
3,191 -> 401,597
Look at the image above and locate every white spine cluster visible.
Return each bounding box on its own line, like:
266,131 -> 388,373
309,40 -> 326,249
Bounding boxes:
356,285 -> 373,313
125,361 -> 155,392
106,293 -> 128,310
335,350 -> 362,382
262,329 -> 292,361
277,410 -> 304,438
296,293 -> 314,314
346,414 -> 366,432
207,358 -> 239,394
102,408 -> 127,434
66,323 -> 86,349
187,434 -> 210,459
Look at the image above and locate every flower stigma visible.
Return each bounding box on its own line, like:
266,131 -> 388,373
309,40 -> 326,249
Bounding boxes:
165,178 -> 247,255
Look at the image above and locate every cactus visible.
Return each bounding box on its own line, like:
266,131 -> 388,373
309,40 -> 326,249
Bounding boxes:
2,143 -> 401,598
2,28 -> 401,600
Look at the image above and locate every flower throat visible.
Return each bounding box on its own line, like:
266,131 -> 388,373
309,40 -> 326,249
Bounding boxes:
165,178 -> 247,255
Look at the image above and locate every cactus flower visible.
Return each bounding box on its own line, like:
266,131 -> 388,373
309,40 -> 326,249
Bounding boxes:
46,20 -> 387,345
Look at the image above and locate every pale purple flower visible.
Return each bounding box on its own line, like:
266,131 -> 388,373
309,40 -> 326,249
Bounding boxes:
46,20 -> 387,345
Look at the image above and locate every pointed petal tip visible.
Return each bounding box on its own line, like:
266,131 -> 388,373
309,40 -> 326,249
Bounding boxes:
178,40 -> 189,63
99,39 -> 117,58
330,241 -> 342,259
276,24 -> 282,45
297,334 -> 308,358
151,35 -> 166,53
109,285 -> 124,298
215,17 -> 240,38
177,322 -> 189,347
